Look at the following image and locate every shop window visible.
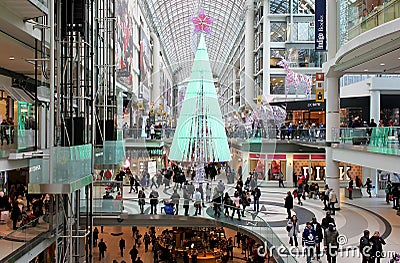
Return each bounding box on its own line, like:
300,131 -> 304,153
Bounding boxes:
267,160 -> 286,180
270,49 -> 286,68
250,159 -> 266,180
270,75 -> 286,94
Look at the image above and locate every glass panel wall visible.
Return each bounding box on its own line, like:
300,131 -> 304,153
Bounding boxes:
270,0 -> 290,13
270,22 -> 287,42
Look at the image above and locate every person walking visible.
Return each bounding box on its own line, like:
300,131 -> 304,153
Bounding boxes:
302,222 -> 318,263
286,215 -> 300,247
10,196 -> 21,230
232,191 -> 241,220
170,189 -> 180,215
329,189 -> 338,215
369,231 -> 386,263
284,191 -> 294,219
321,212 -> 336,230
365,178 -> 373,198
119,237 -> 126,257
138,190 -> 145,214
385,181 -> 392,204
252,186 -> 261,212
324,223 -> 339,263
98,238 -> 107,260
129,245 -> 138,263
348,179 -> 354,200
93,227 -> 99,247
278,173 -> 285,188
212,189 -> 222,218
149,188 -> 159,214
360,230 -> 372,263
311,217 -> 324,262
183,187 -> 190,216
143,232 -> 151,252
194,188 -> 202,216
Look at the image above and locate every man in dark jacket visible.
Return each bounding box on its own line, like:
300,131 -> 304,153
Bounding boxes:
98,239 -> 107,260
252,187 -> 261,212
119,237 -> 126,257
311,217 -> 324,261
129,245 -> 139,262
360,230 -> 372,263
324,223 -> 339,263
369,231 -> 386,263
284,191 -> 294,219
321,212 -> 335,230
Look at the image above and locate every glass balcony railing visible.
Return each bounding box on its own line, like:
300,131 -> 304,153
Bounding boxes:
29,144 -> 92,184
341,0 -> 400,45
0,217 -> 48,262
0,125 -> 35,156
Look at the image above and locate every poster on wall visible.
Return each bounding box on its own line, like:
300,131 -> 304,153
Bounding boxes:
116,0 -> 134,90
139,28 -> 151,101
148,161 -> 157,176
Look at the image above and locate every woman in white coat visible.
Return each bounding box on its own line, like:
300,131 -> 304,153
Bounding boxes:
287,215 -> 300,247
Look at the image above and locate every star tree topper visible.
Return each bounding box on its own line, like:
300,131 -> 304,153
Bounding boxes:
191,9 -> 214,34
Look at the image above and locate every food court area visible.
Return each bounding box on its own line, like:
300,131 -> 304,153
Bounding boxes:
90,226 -> 270,263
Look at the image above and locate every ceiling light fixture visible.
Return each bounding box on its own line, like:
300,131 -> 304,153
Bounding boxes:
9,57 -> 15,60
380,63 -> 385,66
364,69 -> 368,72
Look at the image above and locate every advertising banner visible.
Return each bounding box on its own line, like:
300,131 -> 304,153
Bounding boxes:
315,0 -> 327,51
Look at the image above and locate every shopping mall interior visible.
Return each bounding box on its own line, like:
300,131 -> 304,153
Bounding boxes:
0,0 -> 399,262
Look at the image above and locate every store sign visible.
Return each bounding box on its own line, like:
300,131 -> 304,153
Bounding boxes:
315,0 -> 327,51
302,165 -> 351,181
149,148 -> 163,156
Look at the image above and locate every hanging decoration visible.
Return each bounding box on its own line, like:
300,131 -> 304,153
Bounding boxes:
277,58 -> 313,98
191,9 -> 214,34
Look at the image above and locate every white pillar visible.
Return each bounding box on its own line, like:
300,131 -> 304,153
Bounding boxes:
325,0 -> 341,207
242,152 -> 250,180
286,154 -> 294,187
151,32 -> 161,105
263,0 -> 270,97
373,169 -> 379,196
245,0 -> 255,106
370,89 -> 380,123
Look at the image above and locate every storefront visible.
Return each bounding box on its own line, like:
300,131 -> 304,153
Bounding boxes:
245,152 -> 363,185
125,146 -> 166,176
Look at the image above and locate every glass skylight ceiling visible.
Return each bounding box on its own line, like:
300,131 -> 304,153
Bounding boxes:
139,0 -> 246,83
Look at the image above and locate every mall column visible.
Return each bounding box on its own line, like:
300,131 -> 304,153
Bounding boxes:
151,32 -> 161,104
325,0 -> 341,208
244,0 -> 255,106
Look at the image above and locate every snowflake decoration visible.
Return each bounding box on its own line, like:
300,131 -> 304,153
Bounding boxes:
191,9 -> 214,34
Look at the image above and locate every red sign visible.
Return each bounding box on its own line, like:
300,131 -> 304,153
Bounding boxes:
311,154 -> 325,160
316,72 -> 324,81
267,154 -> 286,160
249,153 -> 266,159
293,154 -> 310,160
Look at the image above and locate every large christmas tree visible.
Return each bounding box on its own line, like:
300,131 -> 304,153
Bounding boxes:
169,34 -> 231,182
